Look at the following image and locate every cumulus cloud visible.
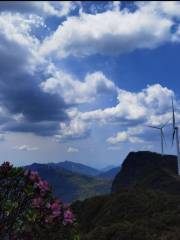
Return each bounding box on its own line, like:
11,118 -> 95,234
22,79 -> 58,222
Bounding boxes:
0,1 -> 179,144
13,145 -> 39,151
0,1 -> 78,17
80,84 -> 174,124
41,65 -> 117,104
0,12 -> 68,136
40,2 -> 175,58
136,1 -> 180,19
107,126 -> 145,145
55,116 -> 90,142
67,146 -> 79,153
55,83 -> 176,142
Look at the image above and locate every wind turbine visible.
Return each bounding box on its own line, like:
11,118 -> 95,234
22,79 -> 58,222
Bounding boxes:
147,122 -> 168,156
171,98 -> 180,175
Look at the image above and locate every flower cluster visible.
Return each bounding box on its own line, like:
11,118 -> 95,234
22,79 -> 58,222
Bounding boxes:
26,169 -> 74,225
32,197 -> 43,208
0,162 -> 75,239
64,209 -> 74,224
25,170 -> 50,196
36,180 -> 49,196
28,170 -> 40,182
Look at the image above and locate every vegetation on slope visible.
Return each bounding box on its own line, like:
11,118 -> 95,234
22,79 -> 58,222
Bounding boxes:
72,151 -> 180,240
25,163 -> 111,203
72,189 -> 180,240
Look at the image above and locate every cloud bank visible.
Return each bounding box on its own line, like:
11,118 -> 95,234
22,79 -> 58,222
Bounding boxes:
0,1 -> 179,148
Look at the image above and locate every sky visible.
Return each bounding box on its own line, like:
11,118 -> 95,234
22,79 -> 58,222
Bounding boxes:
0,1 -> 180,169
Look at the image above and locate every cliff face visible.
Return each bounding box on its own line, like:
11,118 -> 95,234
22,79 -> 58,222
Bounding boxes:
112,151 -> 180,194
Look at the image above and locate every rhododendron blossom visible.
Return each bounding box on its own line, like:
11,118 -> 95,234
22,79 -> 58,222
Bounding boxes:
29,170 -> 40,182
32,197 -> 43,208
36,180 -> 49,191
64,209 -> 74,224
0,162 -> 74,239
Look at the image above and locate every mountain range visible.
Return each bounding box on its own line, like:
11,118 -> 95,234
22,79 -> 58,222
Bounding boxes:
72,151 -> 180,240
47,160 -> 101,176
24,161 -> 118,203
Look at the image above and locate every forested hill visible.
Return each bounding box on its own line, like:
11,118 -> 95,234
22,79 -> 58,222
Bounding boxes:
112,151 -> 179,194
72,151 -> 180,240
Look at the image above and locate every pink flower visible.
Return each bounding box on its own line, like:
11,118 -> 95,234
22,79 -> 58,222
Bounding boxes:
29,171 -> 40,182
47,199 -> 61,217
51,203 -> 61,217
64,209 -> 73,224
36,180 -> 49,191
32,197 -> 43,208
46,202 -> 51,209
52,209 -> 61,217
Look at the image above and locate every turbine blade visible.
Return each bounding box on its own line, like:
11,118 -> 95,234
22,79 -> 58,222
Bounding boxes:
172,129 -> 176,146
162,118 -> 171,128
146,125 -> 160,129
172,97 -> 176,129
162,130 -> 167,146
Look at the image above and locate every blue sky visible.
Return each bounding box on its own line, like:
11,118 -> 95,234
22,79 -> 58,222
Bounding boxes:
0,1 -> 180,168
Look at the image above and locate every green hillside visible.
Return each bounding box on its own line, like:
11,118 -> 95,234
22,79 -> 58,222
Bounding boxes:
73,189 -> 180,240
25,163 -> 111,203
72,151 -> 180,240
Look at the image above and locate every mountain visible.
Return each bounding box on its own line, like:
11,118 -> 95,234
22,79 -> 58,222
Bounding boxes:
72,151 -> 180,240
112,151 -> 179,194
25,163 -> 111,203
73,189 -> 180,240
97,167 -> 121,180
47,160 -> 101,176
101,165 -> 117,172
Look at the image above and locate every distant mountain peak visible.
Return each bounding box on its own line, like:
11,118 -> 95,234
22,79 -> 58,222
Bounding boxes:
42,161 -> 101,177
101,165 -> 117,172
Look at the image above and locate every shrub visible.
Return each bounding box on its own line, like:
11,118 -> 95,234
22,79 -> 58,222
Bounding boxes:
0,162 -> 75,240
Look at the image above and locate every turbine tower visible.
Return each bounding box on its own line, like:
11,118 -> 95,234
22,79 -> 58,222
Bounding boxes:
171,98 -> 180,175
147,124 -> 167,155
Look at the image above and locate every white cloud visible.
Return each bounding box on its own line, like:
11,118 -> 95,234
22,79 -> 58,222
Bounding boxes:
13,145 -> 39,151
80,84 -> 174,124
136,1 -> 180,18
67,146 -> 79,153
107,126 -> 145,145
41,66 -> 117,104
40,3 -> 174,58
0,12 -> 45,74
0,12 -> 42,47
111,1 -> 121,12
55,115 -> 90,142
55,83 -> 175,142
0,1 -> 78,18
0,2 -> 179,145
